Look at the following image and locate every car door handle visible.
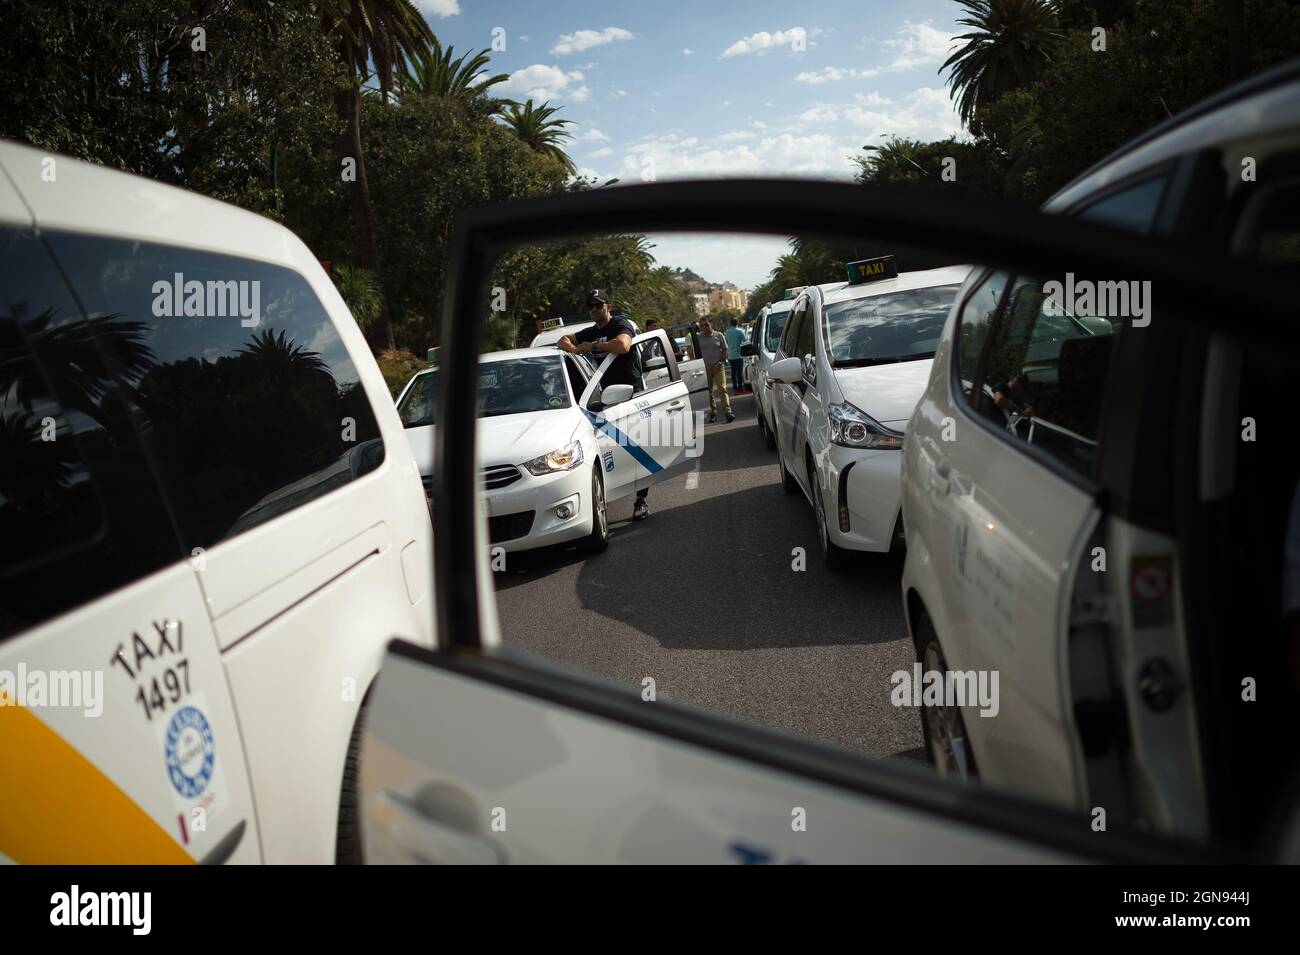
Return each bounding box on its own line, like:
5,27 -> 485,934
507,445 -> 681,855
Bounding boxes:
665,400 -> 685,412
930,461 -> 952,495
372,788 -> 505,865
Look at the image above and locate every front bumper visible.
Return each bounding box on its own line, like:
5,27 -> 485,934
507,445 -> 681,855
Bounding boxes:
821,444 -> 903,553
423,463 -> 594,553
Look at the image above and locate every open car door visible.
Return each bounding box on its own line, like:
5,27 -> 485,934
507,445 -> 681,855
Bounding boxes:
359,179 -> 1296,865
577,328 -> 696,502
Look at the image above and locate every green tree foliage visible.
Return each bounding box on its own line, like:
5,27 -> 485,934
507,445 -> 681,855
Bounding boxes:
943,0 -> 1065,126
856,0 -> 1300,206
0,0 -> 343,215
400,37 -> 512,117
501,101 -> 577,176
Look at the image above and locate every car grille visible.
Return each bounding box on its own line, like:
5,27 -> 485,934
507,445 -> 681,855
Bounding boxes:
482,464 -> 522,490
488,510 -> 534,543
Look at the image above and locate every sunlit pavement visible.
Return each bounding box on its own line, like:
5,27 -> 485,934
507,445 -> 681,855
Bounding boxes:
492,390 -> 927,762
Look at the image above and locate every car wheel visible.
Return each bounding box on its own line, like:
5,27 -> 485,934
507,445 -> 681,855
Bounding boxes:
809,461 -> 850,571
913,616 -> 979,783
336,702 -> 366,864
577,467 -> 609,554
779,451 -> 800,495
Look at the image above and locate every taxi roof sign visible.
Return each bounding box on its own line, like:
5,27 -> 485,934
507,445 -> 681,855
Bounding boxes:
846,255 -> 898,285
536,317 -> 564,332
782,286 -> 807,300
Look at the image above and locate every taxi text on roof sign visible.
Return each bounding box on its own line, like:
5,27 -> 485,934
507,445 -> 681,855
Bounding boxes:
536,316 -> 564,332
846,255 -> 898,285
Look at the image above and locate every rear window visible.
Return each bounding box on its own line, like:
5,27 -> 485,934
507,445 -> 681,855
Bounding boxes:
43,232 -> 386,551
398,370 -> 436,428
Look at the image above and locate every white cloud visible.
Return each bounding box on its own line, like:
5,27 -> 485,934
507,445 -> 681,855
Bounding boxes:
683,48 -> 695,55
882,20 -> 953,69
589,146 -> 614,158
614,89 -> 628,97
796,66 -> 876,84
797,103 -> 840,124
721,27 -> 807,58
415,0 -> 460,17
520,35 -> 530,42
551,27 -> 633,56
576,128 -> 610,142
841,87 -> 963,141
498,64 -> 589,103
801,21 -> 954,83
717,130 -> 756,142
613,129 -> 860,181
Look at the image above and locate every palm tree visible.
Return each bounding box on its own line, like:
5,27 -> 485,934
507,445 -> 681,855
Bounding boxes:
942,0 -> 1064,126
501,100 -> 576,176
401,37 -> 512,116
321,0 -> 436,351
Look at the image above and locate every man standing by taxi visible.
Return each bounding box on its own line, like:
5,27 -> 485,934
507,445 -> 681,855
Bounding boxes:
724,316 -> 747,395
697,316 -> 733,424
559,289 -> 652,520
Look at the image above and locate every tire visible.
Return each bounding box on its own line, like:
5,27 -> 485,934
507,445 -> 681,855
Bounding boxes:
912,615 -> 979,783
809,460 -> 851,571
779,451 -> 800,495
336,702 -> 367,864
576,467 -> 609,554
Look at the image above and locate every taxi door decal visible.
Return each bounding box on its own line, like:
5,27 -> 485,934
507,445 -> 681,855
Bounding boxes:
581,408 -> 664,474
0,694 -> 193,864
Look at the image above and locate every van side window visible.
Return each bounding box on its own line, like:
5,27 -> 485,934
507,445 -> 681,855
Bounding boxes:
0,228 -> 180,640
1074,175 -> 1169,234
974,276 -> 1119,477
780,302 -> 805,356
42,232 -> 387,552
955,271 -> 1010,401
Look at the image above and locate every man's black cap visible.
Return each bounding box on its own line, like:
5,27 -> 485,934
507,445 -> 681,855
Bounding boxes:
586,289 -> 609,307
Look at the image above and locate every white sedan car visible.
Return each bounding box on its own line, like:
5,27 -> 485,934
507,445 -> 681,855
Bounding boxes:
768,257 -> 970,568
398,339 -> 695,554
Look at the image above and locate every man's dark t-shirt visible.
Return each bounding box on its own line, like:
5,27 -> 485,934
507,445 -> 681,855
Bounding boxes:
575,317 -> 641,387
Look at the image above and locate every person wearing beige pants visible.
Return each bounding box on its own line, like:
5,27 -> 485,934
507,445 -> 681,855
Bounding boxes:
698,317 -> 734,422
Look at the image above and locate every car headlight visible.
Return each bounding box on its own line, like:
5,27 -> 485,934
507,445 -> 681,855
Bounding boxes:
523,440 -> 584,475
828,401 -> 904,450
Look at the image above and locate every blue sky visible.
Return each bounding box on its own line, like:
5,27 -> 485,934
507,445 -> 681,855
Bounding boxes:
417,0 -> 969,287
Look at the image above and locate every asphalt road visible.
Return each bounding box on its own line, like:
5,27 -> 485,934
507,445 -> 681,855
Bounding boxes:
491,388 -> 927,763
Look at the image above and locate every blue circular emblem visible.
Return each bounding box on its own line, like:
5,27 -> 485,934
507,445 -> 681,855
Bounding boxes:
164,706 -> 215,799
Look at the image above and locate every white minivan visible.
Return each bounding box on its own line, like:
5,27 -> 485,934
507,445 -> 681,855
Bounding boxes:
900,61 -> 1300,844
769,258 -> 969,568
0,140 -> 433,864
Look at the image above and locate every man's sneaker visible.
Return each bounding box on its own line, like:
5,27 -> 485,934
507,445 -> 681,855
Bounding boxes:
633,499 -> 649,521
725,413 -> 735,423
707,413 -> 717,423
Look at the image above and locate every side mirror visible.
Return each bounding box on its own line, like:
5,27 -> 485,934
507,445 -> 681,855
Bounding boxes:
644,356 -> 667,371
768,356 -> 803,384
599,383 -> 634,405
740,343 -> 756,357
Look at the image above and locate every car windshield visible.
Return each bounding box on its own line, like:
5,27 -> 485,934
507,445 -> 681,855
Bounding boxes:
823,284 -> 961,366
477,356 -> 571,418
765,311 -> 789,351
397,369 -> 437,428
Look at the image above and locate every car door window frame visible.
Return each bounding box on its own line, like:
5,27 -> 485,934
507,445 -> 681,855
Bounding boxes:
950,268 -> 1109,495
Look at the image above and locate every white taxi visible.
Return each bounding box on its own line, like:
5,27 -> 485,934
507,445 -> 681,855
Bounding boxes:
0,140 -> 433,863
398,337 -> 696,554
768,257 -> 970,568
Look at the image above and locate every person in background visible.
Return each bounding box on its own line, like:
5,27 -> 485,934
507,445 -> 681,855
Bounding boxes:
646,318 -> 683,362
724,317 -> 747,395
698,317 -> 733,424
